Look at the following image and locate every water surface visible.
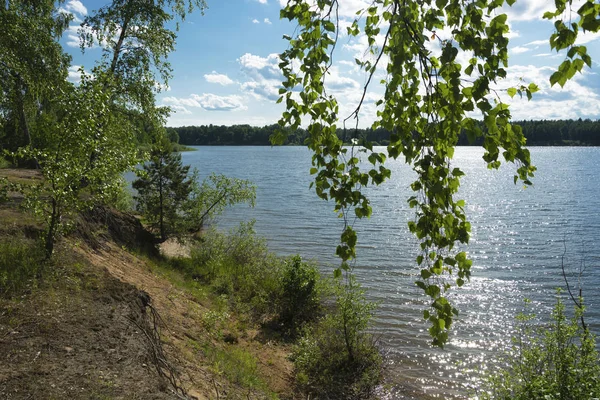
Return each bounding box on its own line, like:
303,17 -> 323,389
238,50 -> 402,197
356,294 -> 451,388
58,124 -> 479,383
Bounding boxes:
181,146 -> 600,398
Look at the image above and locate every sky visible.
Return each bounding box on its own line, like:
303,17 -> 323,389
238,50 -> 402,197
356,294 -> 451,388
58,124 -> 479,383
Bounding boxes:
60,0 -> 600,128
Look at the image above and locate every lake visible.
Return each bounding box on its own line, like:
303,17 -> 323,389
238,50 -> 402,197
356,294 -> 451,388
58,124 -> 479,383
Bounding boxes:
180,146 -> 600,399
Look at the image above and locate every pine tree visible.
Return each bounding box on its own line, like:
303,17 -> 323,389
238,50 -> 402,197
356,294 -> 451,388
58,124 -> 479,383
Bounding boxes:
133,137 -> 192,241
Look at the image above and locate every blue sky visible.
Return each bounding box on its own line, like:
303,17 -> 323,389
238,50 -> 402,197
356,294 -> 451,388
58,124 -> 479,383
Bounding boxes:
61,0 -> 600,127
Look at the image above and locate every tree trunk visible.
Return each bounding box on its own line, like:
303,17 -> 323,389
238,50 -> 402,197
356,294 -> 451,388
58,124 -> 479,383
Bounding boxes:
45,199 -> 59,259
110,15 -> 130,75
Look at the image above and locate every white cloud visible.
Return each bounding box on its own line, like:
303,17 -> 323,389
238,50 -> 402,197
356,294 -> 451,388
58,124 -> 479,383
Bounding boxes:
169,105 -> 192,115
501,0 -> 554,21
255,0 -> 268,3
502,0 -> 589,21
191,93 -> 247,111
575,30 -> 600,45
204,71 -> 235,85
237,53 -> 283,102
278,0 -> 371,18
162,94 -> 247,111
162,96 -> 202,108
491,64 -> 600,119
264,18 -> 272,25
252,19 -> 260,24
67,65 -> 84,83
64,25 -> 80,48
511,46 -> 530,54
58,0 -> 87,22
240,81 -> 280,101
525,39 -> 549,47
324,66 -> 359,91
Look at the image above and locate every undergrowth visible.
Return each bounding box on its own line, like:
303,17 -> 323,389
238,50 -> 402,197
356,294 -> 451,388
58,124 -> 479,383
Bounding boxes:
481,291 -> 600,399
0,238 -> 45,296
165,221 -> 383,398
292,274 -> 382,399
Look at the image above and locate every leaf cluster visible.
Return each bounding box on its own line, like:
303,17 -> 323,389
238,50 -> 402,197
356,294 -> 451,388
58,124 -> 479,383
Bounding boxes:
275,0 -> 598,346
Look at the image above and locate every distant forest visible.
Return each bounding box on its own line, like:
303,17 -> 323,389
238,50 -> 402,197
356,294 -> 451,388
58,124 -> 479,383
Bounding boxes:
169,119 -> 600,147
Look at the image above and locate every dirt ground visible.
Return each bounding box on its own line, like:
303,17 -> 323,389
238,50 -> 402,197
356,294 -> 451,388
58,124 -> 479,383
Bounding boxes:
0,183 -> 294,400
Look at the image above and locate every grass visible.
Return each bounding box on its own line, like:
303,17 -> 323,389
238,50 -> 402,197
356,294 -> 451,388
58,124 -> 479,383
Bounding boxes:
204,345 -> 270,392
0,238 -> 45,296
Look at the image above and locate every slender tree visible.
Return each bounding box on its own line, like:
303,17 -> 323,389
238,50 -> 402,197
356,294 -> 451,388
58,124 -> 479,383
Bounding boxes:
133,137 -> 192,241
0,0 -> 71,156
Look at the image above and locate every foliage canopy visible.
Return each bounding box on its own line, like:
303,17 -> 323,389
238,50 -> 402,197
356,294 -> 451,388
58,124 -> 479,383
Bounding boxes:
275,0 -> 599,346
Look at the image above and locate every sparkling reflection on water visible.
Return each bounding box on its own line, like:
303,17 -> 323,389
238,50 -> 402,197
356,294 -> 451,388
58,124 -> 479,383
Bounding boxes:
181,146 -> 600,399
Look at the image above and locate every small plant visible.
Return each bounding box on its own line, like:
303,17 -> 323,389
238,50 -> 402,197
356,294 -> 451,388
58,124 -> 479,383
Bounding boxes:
279,255 -> 321,336
292,274 -> 382,399
204,345 -> 267,391
0,156 -> 10,169
0,239 -> 45,296
481,291 -> 600,400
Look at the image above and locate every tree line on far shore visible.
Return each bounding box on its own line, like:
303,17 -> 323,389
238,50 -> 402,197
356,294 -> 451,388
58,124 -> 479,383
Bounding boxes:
169,118 -> 600,147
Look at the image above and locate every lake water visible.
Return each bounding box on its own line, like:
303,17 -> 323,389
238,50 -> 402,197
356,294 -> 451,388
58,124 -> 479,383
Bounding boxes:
180,146 -> 600,399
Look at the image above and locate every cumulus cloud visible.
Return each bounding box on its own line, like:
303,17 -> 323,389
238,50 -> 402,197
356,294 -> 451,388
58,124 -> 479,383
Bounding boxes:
501,0 -> 590,21
162,94 -> 247,112
264,18 -> 272,25
237,53 -> 285,101
192,93 -> 247,111
491,64 -> 600,119
162,96 -> 203,108
169,105 -> 192,115
64,22 -> 112,49
58,0 -> 87,22
252,19 -> 260,24
278,0 -> 371,18
255,0 -> 267,3
64,25 -> 81,48
511,46 -> 530,54
67,65 -> 85,83
204,71 -> 235,85
240,81 -> 280,101
324,66 -> 359,91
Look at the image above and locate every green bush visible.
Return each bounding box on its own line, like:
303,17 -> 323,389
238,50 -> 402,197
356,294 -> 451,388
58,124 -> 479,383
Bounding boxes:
481,292 -> 600,400
0,239 -> 45,296
0,156 -> 10,169
109,177 -> 134,212
188,221 -> 282,317
279,255 -> 321,336
292,274 -> 382,399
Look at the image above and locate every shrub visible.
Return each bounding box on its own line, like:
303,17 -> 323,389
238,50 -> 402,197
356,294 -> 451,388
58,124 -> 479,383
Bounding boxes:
0,239 -> 45,296
0,156 -> 10,169
188,221 -> 282,317
481,292 -> 600,400
279,255 -> 321,336
109,177 -> 134,212
292,274 -> 382,399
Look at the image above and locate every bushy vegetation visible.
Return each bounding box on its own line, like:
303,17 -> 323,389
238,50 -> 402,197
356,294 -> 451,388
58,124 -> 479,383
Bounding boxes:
167,223 -> 383,397
133,138 -> 256,242
0,239 -> 44,296
292,275 -> 382,399
185,221 -> 280,316
481,292 -> 600,400
0,156 -> 11,169
279,255 -> 322,337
